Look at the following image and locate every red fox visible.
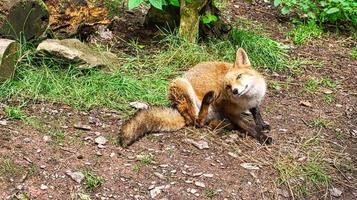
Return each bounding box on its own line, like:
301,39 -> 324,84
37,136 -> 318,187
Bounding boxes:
119,48 -> 271,147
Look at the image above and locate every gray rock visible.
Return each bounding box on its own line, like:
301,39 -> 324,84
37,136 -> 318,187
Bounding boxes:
185,139 -> 209,150
0,120 -> 7,126
129,101 -> 149,110
95,136 -> 108,145
329,187 -> 342,197
194,181 -> 205,188
74,123 -> 92,131
36,39 -> 119,69
66,171 -> 85,183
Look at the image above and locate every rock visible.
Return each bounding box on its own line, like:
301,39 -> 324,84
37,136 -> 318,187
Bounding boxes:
23,138 -> 31,143
154,172 -> 165,180
299,101 -> 312,107
43,135 -> 51,142
149,186 -> 163,198
66,171 -> 85,183
321,88 -> 333,94
0,120 -> 7,126
129,101 -> 149,110
187,188 -> 197,194
40,184 -> 48,190
203,173 -> 214,178
78,193 -> 92,200
336,104 -> 343,108
74,123 -> 92,131
228,152 -> 238,158
329,187 -> 342,197
184,139 -> 209,150
240,163 -> 260,170
95,136 -> 108,145
194,181 -> 205,188
36,39 -> 119,69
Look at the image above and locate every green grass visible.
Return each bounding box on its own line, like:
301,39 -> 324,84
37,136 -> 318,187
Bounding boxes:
304,77 -> 338,92
138,154 -> 154,165
289,22 -> 323,45
205,188 -> 218,199
304,79 -> 319,91
352,46 -> 357,60
0,158 -> 25,177
48,129 -> 66,145
4,105 -> 26,120
230,28 -> 288,71
310,117 -> 332,128
84,170 -> 103,190
269,80 -> 282,91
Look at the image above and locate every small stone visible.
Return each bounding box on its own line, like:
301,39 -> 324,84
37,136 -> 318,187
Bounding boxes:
203,173 -> 214,178
194,181 -> 205,188
23,138 -> 31,143
74,123 -> 92,131
299,101 -> 312,107
66,171 -> 85,183
188,188 -> 197,194
150,187 -> 162,198
95,136 -> 108,145
40,165 -> 46,169
154,172 -> 165,180
321,88 -> 333,94
336,104 -> 343,108
0,120 -> 7,126
192,172 -> 202,177
43,135 -> 51,142
110,152 -> 116,157
184,139 -> 209,150
40,184 -> 48,190
228,152 -> 238,158
159,164 -> 168,168
329,187 -> 342,197
130,101 -> 149,110
98,144 -> 106,149
96,152 -> 103,156
36,149 -> 42,153
278,128 -> 287,132
240,163 -> 260,170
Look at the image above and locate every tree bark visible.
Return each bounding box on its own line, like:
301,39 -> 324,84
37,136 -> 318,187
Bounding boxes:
179,0 -> 208,43
0,0 -> 49,40
0,39 -> 19,83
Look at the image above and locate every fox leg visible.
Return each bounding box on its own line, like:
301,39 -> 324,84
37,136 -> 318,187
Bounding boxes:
249,107 -> 270,131
227,114 -> 272,145
169,78 -> 199,125
195,91 -> 215,127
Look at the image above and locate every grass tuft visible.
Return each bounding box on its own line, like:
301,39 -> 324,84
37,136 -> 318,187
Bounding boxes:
352,46 -> 357,60
84,170 -> 103,190
4,106 -> 26,120
289,22 -> 322,45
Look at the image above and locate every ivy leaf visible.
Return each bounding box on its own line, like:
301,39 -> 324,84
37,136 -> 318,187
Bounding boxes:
169,0 -> 180,7
326,7 -> 340,14
128,0 -> 144,10
201,13 -> 218,24
281,6 -> 290,15
149,0 -> 163,10
274,0 -> 281,7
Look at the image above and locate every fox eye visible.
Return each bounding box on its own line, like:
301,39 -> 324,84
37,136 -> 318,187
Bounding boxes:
236,74 -> 242,79
226,85 -> 232,89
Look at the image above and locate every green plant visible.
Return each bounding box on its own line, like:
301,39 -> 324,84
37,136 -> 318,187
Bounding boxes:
205,188 -> 218,199
230,28 -> 288,71
138,154 -> 154,165
352,46 -> 357,60
84,170 -> 103,190
128,0 -> 180,10
4,106 -> 26,120
270,80 -> 282,91
289,21 -> 323,44
273,0 -> 357,27
48,129 -> 66,144
310,117 -> 332,128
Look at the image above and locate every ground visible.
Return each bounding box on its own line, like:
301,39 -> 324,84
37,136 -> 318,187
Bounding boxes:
0,0 -> 356,200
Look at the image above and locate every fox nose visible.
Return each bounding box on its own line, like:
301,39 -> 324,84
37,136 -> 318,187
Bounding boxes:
232,88 -> 239,95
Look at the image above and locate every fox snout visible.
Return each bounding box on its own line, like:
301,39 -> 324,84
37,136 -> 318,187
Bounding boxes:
232,85 -> 248,97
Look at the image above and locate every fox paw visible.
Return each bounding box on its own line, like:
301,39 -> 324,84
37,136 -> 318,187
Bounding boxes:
261,123 -> 271,131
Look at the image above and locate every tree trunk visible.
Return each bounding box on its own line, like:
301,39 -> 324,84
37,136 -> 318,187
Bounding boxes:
0,39 -> 19,83
179,0 -> 208,43
0,0 -> 49,40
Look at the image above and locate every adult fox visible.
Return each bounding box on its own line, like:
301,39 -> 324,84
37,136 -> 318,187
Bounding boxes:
119,48 -> 272,147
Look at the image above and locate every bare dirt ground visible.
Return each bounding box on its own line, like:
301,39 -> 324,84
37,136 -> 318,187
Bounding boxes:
0,0 -> 356,199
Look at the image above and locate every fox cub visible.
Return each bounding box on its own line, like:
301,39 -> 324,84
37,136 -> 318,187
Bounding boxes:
119,48 -> 271,147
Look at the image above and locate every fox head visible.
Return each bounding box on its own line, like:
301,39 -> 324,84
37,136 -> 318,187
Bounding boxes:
223,48 -> 266,100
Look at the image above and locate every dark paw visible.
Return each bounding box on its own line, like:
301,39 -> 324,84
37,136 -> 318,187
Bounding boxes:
261,123 -> 271,131
195,118 -> 205,128
259,135 -> 273,145
202,91 -> 215,105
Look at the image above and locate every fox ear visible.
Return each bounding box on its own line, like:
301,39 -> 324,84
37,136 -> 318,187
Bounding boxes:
234,48 -> 251,68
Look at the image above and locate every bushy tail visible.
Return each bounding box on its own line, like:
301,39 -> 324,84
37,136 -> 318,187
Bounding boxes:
119,107 -> 186,147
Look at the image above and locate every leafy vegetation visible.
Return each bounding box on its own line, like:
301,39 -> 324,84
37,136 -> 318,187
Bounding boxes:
273,0 -> 357,27
84,170 -> 103,190
289,21 -> 322,44
352,46 -> 357,60
128,0 -> 180,10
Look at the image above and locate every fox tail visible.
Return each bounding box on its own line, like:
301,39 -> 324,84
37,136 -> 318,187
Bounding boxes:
119,107 -> 186,147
